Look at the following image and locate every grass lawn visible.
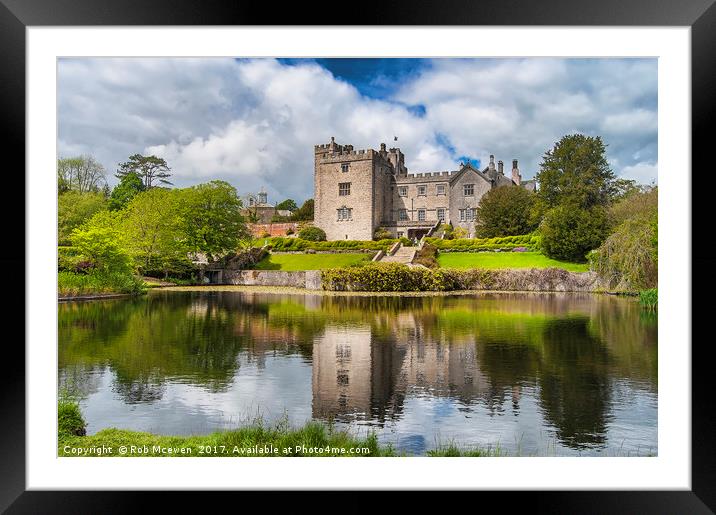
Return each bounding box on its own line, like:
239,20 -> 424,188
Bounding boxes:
437,252 -> 590,272
253,253 -> 371,270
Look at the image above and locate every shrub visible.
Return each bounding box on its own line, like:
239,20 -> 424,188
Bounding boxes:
413,243 -> 439,268
589,212 -> 657,291
373,227 -> 392,241
639,288 -> 658,310
298,226 -> 327,242
539,206 -> 610,263
286,227 -> 294,235
265,237 -> 399,252
58,399 -> 86,437
58,270 -> 145,297
424,234 -> 539,252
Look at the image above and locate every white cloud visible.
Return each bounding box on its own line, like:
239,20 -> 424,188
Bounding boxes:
58,57 -> 658,202
620,162 -> 658,185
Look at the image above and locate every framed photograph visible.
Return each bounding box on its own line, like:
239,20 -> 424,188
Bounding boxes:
5,0 -> 713,511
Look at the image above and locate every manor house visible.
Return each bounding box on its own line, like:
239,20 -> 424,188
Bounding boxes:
314,137 -> 536,241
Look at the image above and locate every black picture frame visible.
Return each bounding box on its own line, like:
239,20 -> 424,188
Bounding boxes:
2,0 -> 713,512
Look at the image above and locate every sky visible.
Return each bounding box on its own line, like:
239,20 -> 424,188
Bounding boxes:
58,57 -> 657,203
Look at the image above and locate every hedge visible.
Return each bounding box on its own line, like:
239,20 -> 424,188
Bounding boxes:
321,263 -> 596,292
266,237 -> 404,252
424,234 -> 540,252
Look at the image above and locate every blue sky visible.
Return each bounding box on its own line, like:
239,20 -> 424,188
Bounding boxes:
58,57 -> 657,203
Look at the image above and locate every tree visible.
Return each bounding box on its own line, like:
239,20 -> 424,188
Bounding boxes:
70,211 -> 132,273
275,199 -> 298,212
535,134 -> 617,211
122,188 -> 185,272
179,180 -> 248,261
58,191 -> 108,245
109,171 -> 146,211
58,156 -> 107,193
474,186 -> 538,237
290,199 -> 314,221
116,154 -> 172,189
539,205 -> 611,262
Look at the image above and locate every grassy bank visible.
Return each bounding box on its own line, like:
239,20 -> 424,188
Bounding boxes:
58,270 -> 146,297
437,252 -> 589,272
253,253 -> 370,271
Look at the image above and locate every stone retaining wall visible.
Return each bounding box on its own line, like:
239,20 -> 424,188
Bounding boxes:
223,270 -> 323,290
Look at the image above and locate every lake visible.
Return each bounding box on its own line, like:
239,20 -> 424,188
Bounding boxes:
58,289 -> 658,456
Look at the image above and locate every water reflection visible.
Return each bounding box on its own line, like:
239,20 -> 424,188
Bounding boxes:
59,291 -> 657,455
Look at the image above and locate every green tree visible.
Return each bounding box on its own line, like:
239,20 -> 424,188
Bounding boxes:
58,191 -> 108,245
536,134 -> 617,210
116,154 -> 172,188
539,205 -> 611,262
291,199 -> 314,221
58,156 -> 107,193
70,211 -> 132,273
275,199 -> 298,212
474,185 -> 538,237
109,171 -> 146,211
122,188 -> 185,272
180,181 -> 248,261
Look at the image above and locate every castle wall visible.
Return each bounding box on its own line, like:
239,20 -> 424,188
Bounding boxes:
449,170 -> 493,237
314,148 -> 381,240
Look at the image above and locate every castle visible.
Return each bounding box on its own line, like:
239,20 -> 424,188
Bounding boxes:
314,137 -> 536,241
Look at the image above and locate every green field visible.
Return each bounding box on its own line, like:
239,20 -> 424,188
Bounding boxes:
437,252 -> 590,272
253,253 -> 371,270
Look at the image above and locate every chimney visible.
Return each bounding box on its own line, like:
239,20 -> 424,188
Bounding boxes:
512,159 -> 521,185
498,160 -> 504,175
489,154 -> 496,172
329,136 -> 337,153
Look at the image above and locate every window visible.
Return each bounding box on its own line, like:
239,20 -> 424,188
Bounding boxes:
467,208 -> 475,221
459,209 -> 465,222
437,184 -> 446,195
417,185 -> 427,196
437,208 -> 445,221
339,182 -> 351,196
464,184 -> 474,196
398,209 -> 408,221
341,163 -> 349,173
337,207 -> 352,221
417,209 -> 426,221
398,186 -> 408,197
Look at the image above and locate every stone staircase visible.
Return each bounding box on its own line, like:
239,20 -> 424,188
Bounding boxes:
378,244 -> 416,264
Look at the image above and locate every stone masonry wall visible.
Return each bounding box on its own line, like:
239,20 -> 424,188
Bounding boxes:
223,270 -> 323,290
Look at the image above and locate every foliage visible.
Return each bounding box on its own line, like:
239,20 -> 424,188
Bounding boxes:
589,186 -> 658,291
58,398 -> 86,437
290,198 -> 314,221
425,234 -> 539,252
253,253 -> 370,270
58,270 -> 145,297
589,212 -> 658,291
58,191 -> 108,245
275,199 -> 298,211
322,264 -> 596,292
639,289 -> 658,310
222,247 -> 269,270
266,237 -> 397,252
535,134 -> 618,210
413,243 -> 439,268
373,227 -> 392,241
437,251 -> 590,272
109,171 -> 146,211
122,187 -> 185,272
70,211 -> 132,273
298,226 -> 326,242
452,226 -> 468,239
474,185 -> 539,237
116,154 -> 172,188
180,180 -> 249,261
58,155 -> 107,193
539,205 -> 610,262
